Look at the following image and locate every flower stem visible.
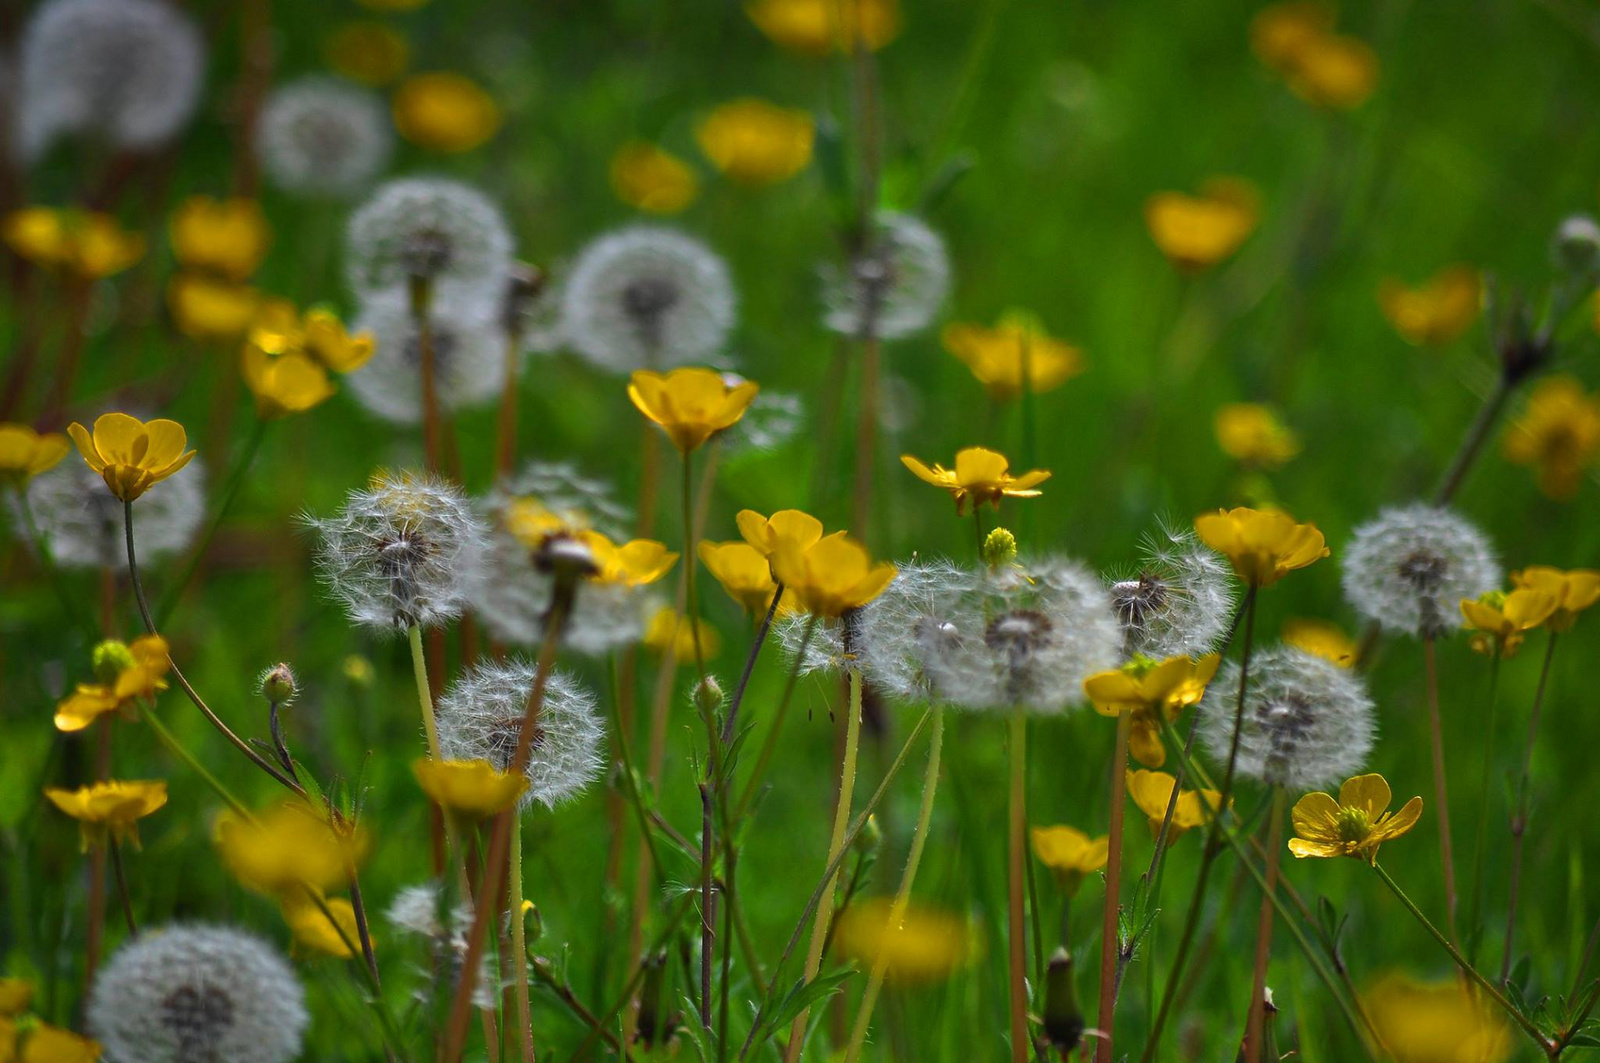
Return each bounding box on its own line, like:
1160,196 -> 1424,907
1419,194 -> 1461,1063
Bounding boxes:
509,821 -> 535,1063
735,616 -> 818,819
407,623 -> 444,760
1218,585 -> 1259,803
1432,371 -> 1512,506
108,836 -> 137,935
495,325 -> 522,479
157,416 -> 269,626
1422,636 -> 1461,945
681,449 -> 707,680
1502,628 -> 1559,983
1466,650 -> 1502,965
1093,711 -> 1130,1063
721,586 -> 785,746
1243,786 -> 1287,1063
409,275 -> 443,472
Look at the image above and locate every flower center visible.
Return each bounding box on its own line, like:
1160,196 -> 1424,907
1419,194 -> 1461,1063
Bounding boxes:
402,228 -> 454,278
161,984 -> 235,1063
621,274 -> 681,349
1397,549 -> 1447,591
1335,807 -> 1370,843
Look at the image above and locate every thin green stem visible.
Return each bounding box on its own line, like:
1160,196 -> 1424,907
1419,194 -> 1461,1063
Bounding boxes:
735,615 -> 818,820
1423,636 -> 1460,945
108,837 -> 137,936
407,623 -> 443,760
1503,629 -> 1560,983
509,822 -> 535,1063
721,585 -> 785,745
157,416 -> 268,625
682,450 -> 706,681
1093,711 -> 1130,1063
1467,650 -> 1502,965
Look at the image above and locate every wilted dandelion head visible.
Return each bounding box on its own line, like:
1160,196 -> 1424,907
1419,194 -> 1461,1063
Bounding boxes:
559,225 -> 736,372
346,292 -> 502,424
820,211 -> 950,342
257,76 -> 392,199
88,923 -> 307,1063
17,0 -> 204,162
1198,644 -> 1375,791
345,177 -> 512,298
305,471 -> 487,631
1106,523 -> 1237,661
1341,503 -> 1500,639
15,451 -> 204,569
436,659 -> 605,809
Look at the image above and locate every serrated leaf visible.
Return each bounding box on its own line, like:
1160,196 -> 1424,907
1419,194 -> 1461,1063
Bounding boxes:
763,967 -> 857,1037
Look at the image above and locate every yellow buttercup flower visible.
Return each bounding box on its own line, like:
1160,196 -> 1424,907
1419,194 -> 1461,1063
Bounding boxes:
0,979 -> 33,1016
242,345 -> 336,419
609,142 -> 700,214
1511,566 -> 1600,632
0,1018 -> 101,1062
832,898 -> 971,984
325,21 -> 410,86
1282,618 -> 1357,667
281,893 -> 367,959
1084,654 -> 1220,768
3,207 -> 145,278
1030,825 -> 1108,894
1193,506 -> 1327,588
1126,769 -> 1227,840
734,508 -> 826,560
413,758 -> 528,819
1378,265 -> 1481,347
582,531 -> 678,586
1502,374 -> 1600,500
1361,974 -> 1511,1063
241,302 -> 374,419
1144,178 -> 1259,272
169,197 -> 270,281
392,72 -> 501,153
166,274 -> 260,342
772,534 -> 896,619
744,0 -> 899,56
1288,773 -> 1422,863
695,99 -> 814,185
44,780 -> 167,851
697,540 -> 790,615
941,311 -> 1085,402
1213,403 -> 1300,469
643,607 -> 722,662
901,447 -> 1050,515
1251,4 -> 1377,110
54,635 -> 172,732
0,424 -> 70,484
627,368 -> 760,453
66,413 -> 196,502
1459,588 -> 1556,658
214,803 -> 370,897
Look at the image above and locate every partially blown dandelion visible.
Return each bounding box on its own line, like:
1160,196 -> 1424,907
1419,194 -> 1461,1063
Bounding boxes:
1105,524 -> 1236,660
1341,503 -> 1500,638
821,211 -> 950,341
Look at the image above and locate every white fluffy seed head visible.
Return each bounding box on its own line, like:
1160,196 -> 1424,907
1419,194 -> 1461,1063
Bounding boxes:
437,659 -> 605,809
345,177 -> 513,300
88,923 -> 307,1063
17,0 -> 203,162
385,884 -> 498,1009
257,76 -> 391,199
1199,644 -> 1375,791
346,291 -> 502,424
1106,523 -> 1237,661
820,211 -> 950,342
1341,503 -> 1500,639
508,262 -> 566,356
305,472 -> 487,632
841,558 -> 983,701
14,452 -> 204,569
559,225 -> 736,372
725,390 -> 805,456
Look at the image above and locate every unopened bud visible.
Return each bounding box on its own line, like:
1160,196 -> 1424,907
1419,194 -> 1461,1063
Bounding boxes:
852,814 -> 882,854
1043,948 -> 1084,1050
982,527 -> 1018,569
91,640 -> 135,684
1552,214 -> 1600,277
260,663 -> 298,705
693,675 -> 725,716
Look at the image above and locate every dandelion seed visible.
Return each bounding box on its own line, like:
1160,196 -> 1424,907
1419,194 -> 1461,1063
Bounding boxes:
821,210 -> 950,341
1341,503 -> 1500,639
257,76 -> 393,199
1105,523 -> 1236,661
345,176 -> 512,300
346,292 -> 502,424
16,452 -> 204,570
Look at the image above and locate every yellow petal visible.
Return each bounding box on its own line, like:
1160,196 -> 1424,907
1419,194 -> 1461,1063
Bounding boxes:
1290,790 -> 1342,842
1337,774 -> 1392,821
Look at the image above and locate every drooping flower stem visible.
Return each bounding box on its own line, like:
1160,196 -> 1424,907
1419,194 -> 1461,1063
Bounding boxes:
1242,786 -> 1287,1063
1502,629 -> 1559,983
407,623 -> 444,760
1466,650 -> 1503,965
1093,711 -> 1131,1063
1421,636 -> 1460,945
158,415 -> 270,625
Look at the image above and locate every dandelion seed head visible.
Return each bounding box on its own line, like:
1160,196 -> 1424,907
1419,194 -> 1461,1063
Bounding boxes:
1341,503 -> 1500,638
346,291 -> 502,425
385,884 -> 498,1010
559,225 -> 736,372
1106,523 -> 1237,660
15,452 -> 204,569
506,262 -> 566,356
345,177 -> 512,299
257,76 -> 392,199
820,211 -> 950,342
88,923 -> 307,1063
725,390 -> 805,455
848,559 -> 981,700
1198,644 -> 1375,791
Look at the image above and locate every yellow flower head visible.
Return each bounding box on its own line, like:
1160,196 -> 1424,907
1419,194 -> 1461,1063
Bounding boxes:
413,757 -> 529,819
609,142 -> 700,214
832,898 -> 971,984
1084,654 -> 1220,768
242,345 -> 336,420
1030,825 -> 1108,894
901,447 -> 1051,515
1288,773 -> 1422,863
1361,973 -> 1511,1063
628,368 -> 760,453
66,413 -> 196,502
1193,506 -> 1327,587
1511,566 -> 1600,632
3,207 -> 145,278
1281,618 -> 1357,667
1251,4 -> 1377,110
169,197 -> 271,281
744,0 -> 900,56
643,607 -> 722,662
734,508 -> 826,560
1378,266 -> 1481,347
695,99 -> 814,186
0,979 -> 33,1016
54,635 -> 171,732
1214,403 -> 1300,469
44,780 -> 166,851
0,424 -> 69,484
1126,769 -> 1227,840
241,302 -> 374,419
166,274 -> 260,342
281,893 -> 368,959
1459,588 -> 1556,658
325,21 -> 411,87
941,311 -> 1085,402
582,531 -> 679,586
0,1018 -> 101,1062
697,540 -> 790,616
392,72 -> 501,153
1502,374 -> 1600,500
1144,178 -> 1259,272
214,803 -> 370,897
771,533 -> 896,619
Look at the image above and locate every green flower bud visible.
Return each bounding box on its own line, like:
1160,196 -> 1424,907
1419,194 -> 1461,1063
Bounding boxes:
852,813 -> 882,854
91,639 -> 136,684
982,527 -> 1018,568
260,663 -> 298,705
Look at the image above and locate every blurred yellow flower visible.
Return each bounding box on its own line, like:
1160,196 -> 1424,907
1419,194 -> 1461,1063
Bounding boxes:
1460,588 -> 1556,658
1251,3 -> 1377,110
169,197 -> 270,281
67,413 -> 196,502
628,368 -> 760,452
745,0 -> 900,55
1214,403 -> 1300,469
772,534 -> 895,618
695,99 -> 813,185
214,803 -> 370,897
1193,506 -> 1327,587
3,207 -> 145,278
643,607 -> 721,662
941,311 -> 1085,402
609,142 -> 699,214
43,780 -> 166,851
1085,654 -> 1220,768
735,508 -> 826,560
1502,374 -> 1600,499
242,302 -> 374,419
0,424 -> 69,484
1361,974 -> 1511,1063
832,898 -> 971,984
583,532 -> 678,586
0,979 -> 32,1016
393,72 -> 501,153
325,21 -> 411,86
1030,825 -> 1108,894
281,893 -> 367,959
1126,769 -> 1226,840
1288,773 -> 1421,862
54,636 -> 171,732
1511,566 -> 1600,632
1282,618 -> 1357,667
698,540 -> 790,615
166,274 -> 260,342
0,1019 -> 101,1062
242,345 -> 336,419
1377,266 -> 1481,347
1144,178 -> 1259,272
413,758 -> 528,819
901,447 -> 1050,514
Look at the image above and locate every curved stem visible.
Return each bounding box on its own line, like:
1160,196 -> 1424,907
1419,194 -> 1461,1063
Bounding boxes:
1502,629 -> 1559,982
735,616 -> 818,819
1093,712 -> 1130,1063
